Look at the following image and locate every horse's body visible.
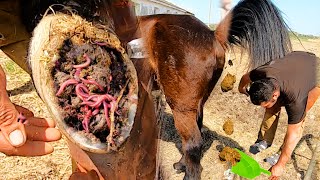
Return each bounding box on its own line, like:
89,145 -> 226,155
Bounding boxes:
139,0 -> 292,179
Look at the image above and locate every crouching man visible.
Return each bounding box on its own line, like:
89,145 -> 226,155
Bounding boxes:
238,51 -> 320,179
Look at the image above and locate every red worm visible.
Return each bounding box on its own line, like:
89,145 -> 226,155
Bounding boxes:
73,53 -> 91,69
85,94 -> 100,102
102,94 -> 116,101
92,108 -> 100,116
87,95 -> 105,108
94,41 -> 108,46
103,101 -> 111,128
56,79 -> 79,96
83,94 -> 115,108
80,78 -> 104,91
75,83 -> 90,100
84,105 -> 89,112
75,68 -> 82,78
82,109 -> 92,133
17,113 -> 28,124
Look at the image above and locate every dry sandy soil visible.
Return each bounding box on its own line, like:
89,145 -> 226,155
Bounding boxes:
0,38 -> 319,180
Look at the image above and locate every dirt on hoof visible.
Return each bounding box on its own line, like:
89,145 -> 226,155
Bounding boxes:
219,146 -> 241,166
223,118 -> 234,135
220,73 -> 236,92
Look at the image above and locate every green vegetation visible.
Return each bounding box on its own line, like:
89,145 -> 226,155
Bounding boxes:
4,61 -> 16,73
289,31 -> 319,41
208,23 -> 216,30
206,23 -> 319,41
0,56 -> 25,75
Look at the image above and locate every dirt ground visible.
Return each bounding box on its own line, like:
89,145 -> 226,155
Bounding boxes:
0,37 -> 319,180
158,38 -> 320,180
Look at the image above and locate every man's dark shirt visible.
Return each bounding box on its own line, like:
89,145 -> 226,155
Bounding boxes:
250,51 -> 318,124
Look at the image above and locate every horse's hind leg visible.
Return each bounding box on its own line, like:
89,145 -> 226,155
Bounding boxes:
197,66 -> 224,131
171,108 -> 202,179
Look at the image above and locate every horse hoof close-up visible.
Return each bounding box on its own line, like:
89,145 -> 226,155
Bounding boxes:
28,13 -> 138,153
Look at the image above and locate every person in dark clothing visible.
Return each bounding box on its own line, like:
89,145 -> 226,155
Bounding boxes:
238,51 -> 320,179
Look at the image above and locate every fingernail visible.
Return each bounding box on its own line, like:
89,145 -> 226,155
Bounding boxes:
9,129 -> 25,146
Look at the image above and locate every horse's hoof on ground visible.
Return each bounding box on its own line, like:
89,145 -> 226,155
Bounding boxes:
173,162 -> 186,173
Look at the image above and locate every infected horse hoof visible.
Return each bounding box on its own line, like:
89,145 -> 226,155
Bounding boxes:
173,162 -> 186,174
28,13 -> 138,153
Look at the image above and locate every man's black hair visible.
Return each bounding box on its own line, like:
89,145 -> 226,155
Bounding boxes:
248,78 -> 276,105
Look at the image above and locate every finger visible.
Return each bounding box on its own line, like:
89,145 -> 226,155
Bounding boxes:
14,104 -> 34,118
24,117 -> 56,127
8,141 -> 54,156
25,125 -> 61,141
1,121 -> 26,147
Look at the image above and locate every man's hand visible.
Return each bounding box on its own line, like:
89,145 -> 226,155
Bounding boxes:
0,94 -> 27,147
0,65 -> 28,147
269,162 -> 285,180
238,73 -> 251,96
0,105 -> 61,156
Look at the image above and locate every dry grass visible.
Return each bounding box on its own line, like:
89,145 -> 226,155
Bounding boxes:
0,37 -> 319,180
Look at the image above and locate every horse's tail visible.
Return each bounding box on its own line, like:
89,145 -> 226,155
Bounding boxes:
215,0 -> 292,69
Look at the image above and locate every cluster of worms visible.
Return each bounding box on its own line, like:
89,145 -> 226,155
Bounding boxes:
54,43 -> 130,147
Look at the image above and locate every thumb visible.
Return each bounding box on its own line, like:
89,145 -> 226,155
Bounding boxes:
2,121 -> 27,147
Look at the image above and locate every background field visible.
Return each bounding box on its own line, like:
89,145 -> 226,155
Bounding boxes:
0,36 -> 319,180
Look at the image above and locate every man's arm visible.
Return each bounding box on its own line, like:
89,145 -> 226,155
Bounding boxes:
270,120 -> 304,178
238,72 -> 251,96
271,87 -> 320,179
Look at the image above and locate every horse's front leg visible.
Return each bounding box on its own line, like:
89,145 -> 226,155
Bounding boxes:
172,108 -> 203,180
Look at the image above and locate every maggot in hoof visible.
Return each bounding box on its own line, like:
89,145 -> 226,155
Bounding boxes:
28,13 -> 138,153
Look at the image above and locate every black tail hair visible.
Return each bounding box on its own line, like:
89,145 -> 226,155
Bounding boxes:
216,0 -> 292,69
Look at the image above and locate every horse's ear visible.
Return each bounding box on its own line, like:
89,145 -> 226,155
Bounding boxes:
215,12 -> 233,49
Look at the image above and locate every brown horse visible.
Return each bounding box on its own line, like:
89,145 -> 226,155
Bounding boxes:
139,0 -> 292,179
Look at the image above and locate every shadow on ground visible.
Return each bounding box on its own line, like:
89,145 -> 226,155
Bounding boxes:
291,134 -> 315,179
159,112 -> 244,159
7,80 -> 34,96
